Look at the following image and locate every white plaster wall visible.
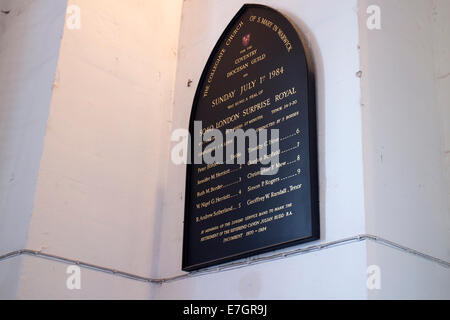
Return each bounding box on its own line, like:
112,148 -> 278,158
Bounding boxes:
158,242 -> 368,300
19,255 -> 151,299
432,0 -> 450,218
3,0 -> 447,300
366,242 -> 450,299
155,0 -> 368,299
0,0 -> 67,299
16,0 -> 183,299
359,0 -> 450,298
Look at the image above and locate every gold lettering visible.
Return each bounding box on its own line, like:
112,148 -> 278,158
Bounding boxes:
212,90 -> 236,108
275,87 -> 297,102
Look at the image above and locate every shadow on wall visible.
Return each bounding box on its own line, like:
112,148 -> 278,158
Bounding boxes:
0,0 -> 69,299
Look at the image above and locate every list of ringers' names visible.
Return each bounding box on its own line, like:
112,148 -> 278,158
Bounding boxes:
194,16 -> 303,246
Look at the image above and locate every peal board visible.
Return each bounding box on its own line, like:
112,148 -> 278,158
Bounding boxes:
182,4 -> 319,271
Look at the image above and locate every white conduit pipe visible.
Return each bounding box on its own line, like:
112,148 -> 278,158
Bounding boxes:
0,234 -> 448,285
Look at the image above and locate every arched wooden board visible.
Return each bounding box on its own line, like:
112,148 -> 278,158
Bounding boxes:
183,4 -> 319,271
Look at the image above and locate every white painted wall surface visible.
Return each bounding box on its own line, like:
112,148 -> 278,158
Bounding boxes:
359,0 -> 450,298
16,0 -> 183,299
0,0 -> 67,299
158,242 -> 368,299
0,0 -> 447,300
432,0 -> 450,220
155,0 -> 368,299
